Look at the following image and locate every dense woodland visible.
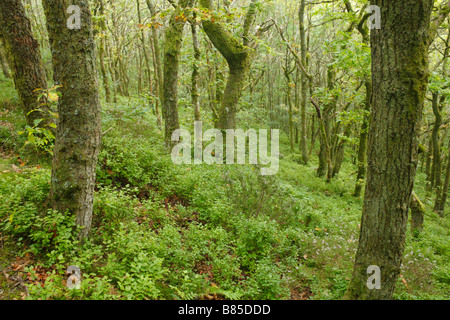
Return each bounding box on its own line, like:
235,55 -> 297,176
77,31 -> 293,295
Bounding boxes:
0,0 -> 449,301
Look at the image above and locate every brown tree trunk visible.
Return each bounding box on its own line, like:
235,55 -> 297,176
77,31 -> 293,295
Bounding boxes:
0,0 -> 48,127
42,0 -> 102,240
345,0 -> 433,300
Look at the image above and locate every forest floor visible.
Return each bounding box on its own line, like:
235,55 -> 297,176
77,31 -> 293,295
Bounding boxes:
0,75 -> 449,300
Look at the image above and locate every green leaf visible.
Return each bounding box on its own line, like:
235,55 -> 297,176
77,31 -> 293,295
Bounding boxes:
34,118 -> 43,127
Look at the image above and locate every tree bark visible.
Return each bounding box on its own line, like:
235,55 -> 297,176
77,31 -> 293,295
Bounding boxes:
353,80 -> 371,197
146,0 -> 163,127
430,92 -> 443,191
191,20 -> 201,122
410,191 -> 425,237
97,0 -> 112,103
199,0 -> 258,130
299,0 -> 308,164
42,0 -> 102,240
345,0 -> 433,300
0,0 -> 48,127
0,37 -> 10,78
434,138 -> 450,216
163,0 -> 193,146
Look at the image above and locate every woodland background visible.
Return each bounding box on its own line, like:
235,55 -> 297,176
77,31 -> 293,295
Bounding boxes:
0,0 -> 449,300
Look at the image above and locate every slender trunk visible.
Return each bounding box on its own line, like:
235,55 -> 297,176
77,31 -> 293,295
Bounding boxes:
136,0 -> 152,93
299,0 -> 308,164
354,80 -> 371,197
146,0 -> 163,126
191,20 -> 201,122
163,0 -> 192,146
317,66 -> 334,179
98,0 -> 111,103
434,138 -> 450,216
430,92 -> 443,191
425,133 -> 433,190
0,38 -> 10,78
410,191 -> 425,237
42,0 -> 102,240
106,44 -> 118,103
332,123 -> 351,178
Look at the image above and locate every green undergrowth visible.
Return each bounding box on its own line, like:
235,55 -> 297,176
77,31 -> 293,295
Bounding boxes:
0,98 -> 448,300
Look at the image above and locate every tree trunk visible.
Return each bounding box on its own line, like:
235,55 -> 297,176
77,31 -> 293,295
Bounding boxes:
0,0 -> 48,127
425,133 -> 433,190
354,80 -> 371,197
332,123 -> 352,178
0,37 -> 10,78
430,92 -> 443,191
410,191 -> 425,237
163,0 -> 192,146
191,20 -> 201,122
97,0 -> 112,103
434,138 -> 450,216
199,0 -> 258,130
42,0 -> 102,240
136,0 -> 153,93
299,0 -> 308,164
345,0 -> 433,300
146,0 -> 163,127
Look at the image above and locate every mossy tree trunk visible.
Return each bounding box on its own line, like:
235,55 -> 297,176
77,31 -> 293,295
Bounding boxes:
199,0 -> 259,130
42,0 -> 102,240
434,138 -> 450,216
345,0 -> 433,300
430,92 -> 444,191
0,0 -> 48,127
97,0 -> 112,103
410,191 -> 425,237
191,19 -> 201,122
353,79 -> 371,197
146,0 -> 163,127
0,36 -> 10,79
163,0 -> 193,146
299,0 -> 308,164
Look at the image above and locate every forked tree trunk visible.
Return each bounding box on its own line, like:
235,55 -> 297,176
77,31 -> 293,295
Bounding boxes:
345,0 -> 433,300
42,0 -> 102,240
199,0 -> 258,130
